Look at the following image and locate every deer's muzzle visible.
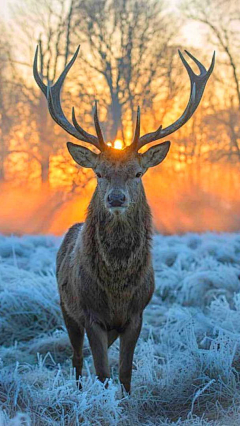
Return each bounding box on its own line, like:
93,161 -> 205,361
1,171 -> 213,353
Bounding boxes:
107,190 -> 126,208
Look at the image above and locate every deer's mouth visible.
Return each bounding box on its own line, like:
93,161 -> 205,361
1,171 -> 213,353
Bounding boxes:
108,206 -> 127,215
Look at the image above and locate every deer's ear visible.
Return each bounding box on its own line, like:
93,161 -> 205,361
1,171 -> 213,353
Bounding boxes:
67,142 -> 99,168
141,141 -> 171,168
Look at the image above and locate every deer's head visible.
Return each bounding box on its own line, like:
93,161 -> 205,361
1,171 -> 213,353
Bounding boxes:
34,46 -> 215,215
66,139 -> 170,214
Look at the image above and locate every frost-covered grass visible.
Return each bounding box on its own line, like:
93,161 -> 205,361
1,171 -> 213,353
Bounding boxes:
1,233 -> 240,425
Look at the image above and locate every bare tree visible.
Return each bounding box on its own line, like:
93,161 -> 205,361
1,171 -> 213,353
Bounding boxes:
181,0 -> 240,161
0,24 -> 23,181
12,0 -> 79,184
9,0 -> 184,183
71,0 -> 181,145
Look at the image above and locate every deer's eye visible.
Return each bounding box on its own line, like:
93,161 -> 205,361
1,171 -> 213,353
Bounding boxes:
136,172 -> 142,178
96,172 -> 102,178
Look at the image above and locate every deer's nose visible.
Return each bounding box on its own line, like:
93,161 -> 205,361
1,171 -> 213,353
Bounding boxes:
107,191 -> 126,207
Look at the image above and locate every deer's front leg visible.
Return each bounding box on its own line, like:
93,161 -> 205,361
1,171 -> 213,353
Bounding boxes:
60,300 -> 84,387
85,321 -> 110,384
119,314 -> 142,394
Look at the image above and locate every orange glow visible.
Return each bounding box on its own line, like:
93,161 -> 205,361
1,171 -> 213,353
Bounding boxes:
1,162 -> 240,235
0,83 -> 238,236
105,140 -> 124,149
113,139 -> 124,150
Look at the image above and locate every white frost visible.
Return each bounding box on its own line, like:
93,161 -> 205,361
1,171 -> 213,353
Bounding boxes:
1,232 -> 240,425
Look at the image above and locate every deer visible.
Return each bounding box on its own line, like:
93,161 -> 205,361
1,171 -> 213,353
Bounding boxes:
33,46 -> 215,393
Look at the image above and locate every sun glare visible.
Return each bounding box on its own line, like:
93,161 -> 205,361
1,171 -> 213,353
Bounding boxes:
113,139 -> 124,150
106,139 -> 124,149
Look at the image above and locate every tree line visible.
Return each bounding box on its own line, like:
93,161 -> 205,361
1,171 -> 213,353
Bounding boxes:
0,0 -> 239,195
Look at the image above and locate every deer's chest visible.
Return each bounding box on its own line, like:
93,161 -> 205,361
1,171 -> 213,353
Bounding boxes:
97,266 -> 153,327
77,255 -> 154,330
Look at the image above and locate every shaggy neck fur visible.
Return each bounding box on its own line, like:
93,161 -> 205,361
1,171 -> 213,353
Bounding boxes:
81,182 -> 153,285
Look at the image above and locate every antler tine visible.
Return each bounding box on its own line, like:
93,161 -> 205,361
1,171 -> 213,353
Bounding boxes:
130,106 -> 141,150
71,107 -> 95,141
184,50 -> 206,74
137,51 -> 215,150
72,103 -> 106,150
33,45 -> 102,151
93,101 -> 106,149
33,46 -> 47,97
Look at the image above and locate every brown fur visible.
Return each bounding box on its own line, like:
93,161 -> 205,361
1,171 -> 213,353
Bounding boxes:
56,148 -> 164,393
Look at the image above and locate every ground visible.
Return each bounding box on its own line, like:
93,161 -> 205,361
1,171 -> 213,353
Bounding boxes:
1,233 -> 240,425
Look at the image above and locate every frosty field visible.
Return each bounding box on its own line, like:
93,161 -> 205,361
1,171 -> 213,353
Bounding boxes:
1,233 -> 240,425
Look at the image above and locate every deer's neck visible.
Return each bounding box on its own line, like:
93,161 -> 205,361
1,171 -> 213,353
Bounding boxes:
82,185 -> 152,272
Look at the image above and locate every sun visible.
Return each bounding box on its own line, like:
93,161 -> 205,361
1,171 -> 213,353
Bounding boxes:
106,139 -> 124,149
113,139 -> 124,150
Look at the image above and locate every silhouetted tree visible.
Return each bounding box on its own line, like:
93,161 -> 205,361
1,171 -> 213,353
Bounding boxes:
72,0 -> 181,144
181,0 -> 240,161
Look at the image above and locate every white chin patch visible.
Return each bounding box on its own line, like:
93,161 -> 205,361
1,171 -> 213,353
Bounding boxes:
108,207 -> 126,215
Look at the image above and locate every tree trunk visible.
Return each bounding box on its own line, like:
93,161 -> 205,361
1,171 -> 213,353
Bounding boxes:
0,162 -> 4,181
41,157 -> 50,184
0,132 -> 6,182
110,92 -> 122,142
37,93 -> 51,185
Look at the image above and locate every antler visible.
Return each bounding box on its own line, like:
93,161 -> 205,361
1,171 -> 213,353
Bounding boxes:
33,45 -> 106,151
131,50 -> 215,151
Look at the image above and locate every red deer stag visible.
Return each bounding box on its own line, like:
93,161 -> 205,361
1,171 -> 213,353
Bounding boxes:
33,47 -> 215,393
